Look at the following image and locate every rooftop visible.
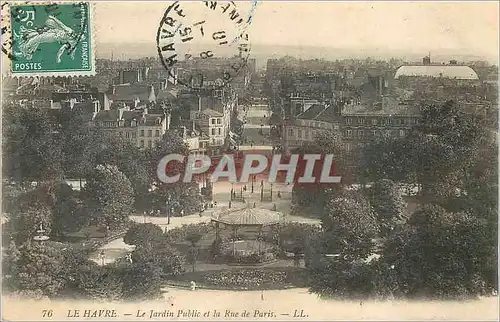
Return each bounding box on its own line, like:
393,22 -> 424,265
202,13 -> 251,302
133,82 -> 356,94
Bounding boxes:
200,108 -> 223,117
211,207 -> 282,226
342,97 -> 420,116
394,65 -> 479,80
107,84 -> 153,102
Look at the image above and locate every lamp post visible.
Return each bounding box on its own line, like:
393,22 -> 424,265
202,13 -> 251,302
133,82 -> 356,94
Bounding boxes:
251,175 -> 255,193
166,195 -> 171,225
270,183 -> 273,202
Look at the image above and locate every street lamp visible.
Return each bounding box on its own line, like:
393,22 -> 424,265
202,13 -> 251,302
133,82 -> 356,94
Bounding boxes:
251,175 -> 255,193
270,183 -> 273,202
166,195 -> 172,225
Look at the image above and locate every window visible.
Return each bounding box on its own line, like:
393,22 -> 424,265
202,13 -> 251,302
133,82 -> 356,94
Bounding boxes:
399,129 -> 405,137
372,130 -> 378,137
217,118 -> 221,124
148,140 -> 153,148
387,118 -> 393,125
140,130 -> 144,137
346,129 -> 352,137
218,128 -> 221,135
148,130 -> 152,137
155,130 -> 160,137
132,132 -> 137,138
298,129 -> 302,138
211,128 -> 216,135
371,119 -> 377,125
211,119 -> 216,125
346,143 -> 351,152
289,129 -> 293,137
346,118 -> 352,125
358,130 -> 364,137
400,118 -> 406,125
358,118 -> 365,125
140,140 -> 144,147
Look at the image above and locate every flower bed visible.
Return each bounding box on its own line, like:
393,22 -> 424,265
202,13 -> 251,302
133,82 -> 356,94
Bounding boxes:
204,269 -> 286,288
168,268 -> 308,290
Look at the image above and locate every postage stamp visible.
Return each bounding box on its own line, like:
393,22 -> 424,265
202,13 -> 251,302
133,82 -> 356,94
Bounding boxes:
5,1 -> 95,76
156,1 -> 253,89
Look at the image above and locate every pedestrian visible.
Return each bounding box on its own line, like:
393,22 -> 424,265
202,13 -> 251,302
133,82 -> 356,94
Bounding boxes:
190,281 -> 197,291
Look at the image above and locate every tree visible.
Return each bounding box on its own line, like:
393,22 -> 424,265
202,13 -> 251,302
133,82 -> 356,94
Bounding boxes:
291,132 -> 347,216
381,204 -> 495,298
51,183 -> 87,236
124,223 -> 165,248
2,241 -> 21,291
76,263 -> 123,301
150,131 -> 203,215
93,136 -> 151,211
131,244 -> 185,276
3,106 -> 64,182
279,222 -> 320,258
363,100 -> 491,205
322,191 -> 379,260
13,242 -> 67,297
367,179 -> 407,237
308,257 -> 378,299
120,262 -> 163,301
57,106 -> 100,179
82,164 -> 134,229
183,225 -> 205,272
9,201 -> 52,244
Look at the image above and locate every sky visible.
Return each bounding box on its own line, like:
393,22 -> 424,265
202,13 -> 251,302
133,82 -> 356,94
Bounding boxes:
94,1 -> 499,61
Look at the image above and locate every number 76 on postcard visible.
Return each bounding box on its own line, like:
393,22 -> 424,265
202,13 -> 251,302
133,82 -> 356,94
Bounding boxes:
5,2 -> 95,76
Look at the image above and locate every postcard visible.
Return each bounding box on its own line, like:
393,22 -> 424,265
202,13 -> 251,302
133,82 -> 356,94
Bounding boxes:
1,1 -> 499,321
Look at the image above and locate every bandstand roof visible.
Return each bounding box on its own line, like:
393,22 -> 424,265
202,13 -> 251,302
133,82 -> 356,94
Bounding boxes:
211,207 -> 282,226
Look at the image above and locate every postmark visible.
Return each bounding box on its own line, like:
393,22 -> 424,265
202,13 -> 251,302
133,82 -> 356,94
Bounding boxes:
3,1 -> 95,77
156,1 -> 254,89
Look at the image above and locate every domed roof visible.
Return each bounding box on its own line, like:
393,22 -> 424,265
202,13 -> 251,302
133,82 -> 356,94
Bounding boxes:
395,65 -> 479,80
211,207 -> 282,226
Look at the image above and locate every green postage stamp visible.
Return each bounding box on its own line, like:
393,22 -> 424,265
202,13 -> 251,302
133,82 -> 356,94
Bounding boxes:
7,2 -> 95,76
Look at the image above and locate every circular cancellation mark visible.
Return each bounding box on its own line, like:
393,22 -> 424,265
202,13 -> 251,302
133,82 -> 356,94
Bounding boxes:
156,1 -> 252,90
